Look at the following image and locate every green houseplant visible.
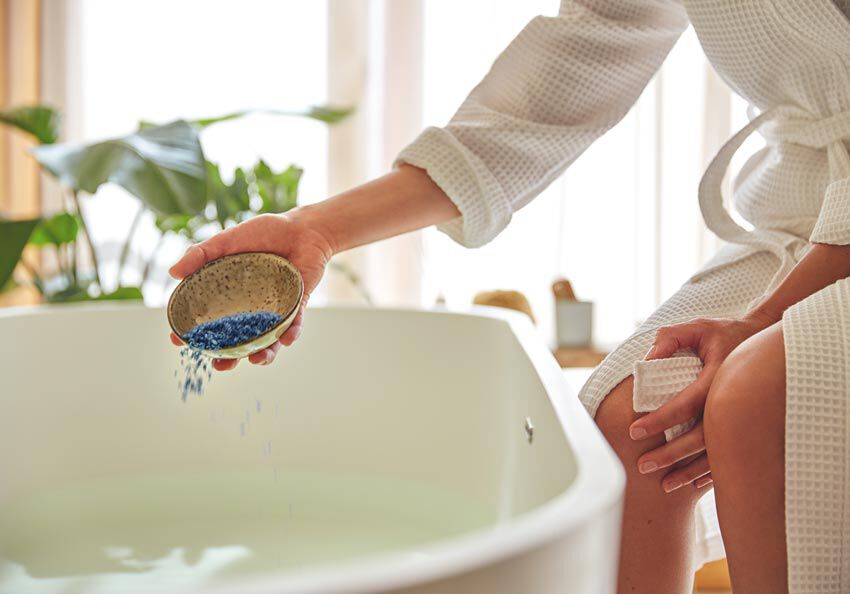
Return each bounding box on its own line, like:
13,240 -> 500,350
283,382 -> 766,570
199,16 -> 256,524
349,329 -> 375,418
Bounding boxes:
0,104 -> 366,303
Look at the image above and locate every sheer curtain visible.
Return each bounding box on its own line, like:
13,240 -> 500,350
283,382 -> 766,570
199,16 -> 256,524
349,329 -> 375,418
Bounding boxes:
43,0 -> 330,301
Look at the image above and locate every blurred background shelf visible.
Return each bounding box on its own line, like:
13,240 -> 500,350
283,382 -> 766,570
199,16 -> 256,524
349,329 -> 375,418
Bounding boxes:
553,345 -> 609,368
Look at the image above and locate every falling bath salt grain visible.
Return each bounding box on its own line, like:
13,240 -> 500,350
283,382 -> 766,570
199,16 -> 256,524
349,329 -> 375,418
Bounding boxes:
175,311 -> 284,400
176,348 -> 212,401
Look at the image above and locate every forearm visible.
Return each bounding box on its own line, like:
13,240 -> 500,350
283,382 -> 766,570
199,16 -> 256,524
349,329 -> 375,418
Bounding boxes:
744,243 -> 850,327
292,165 -> 459,254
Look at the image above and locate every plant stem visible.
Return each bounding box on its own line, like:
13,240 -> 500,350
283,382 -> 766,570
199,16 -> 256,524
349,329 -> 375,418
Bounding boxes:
70,189 -> 103,289
70,241 -> 78,285
19,257 -> 46,295
58,243 -> 70,282
141,233 -> 166,288
328,260 -> 373,305
117,204 -> 145,286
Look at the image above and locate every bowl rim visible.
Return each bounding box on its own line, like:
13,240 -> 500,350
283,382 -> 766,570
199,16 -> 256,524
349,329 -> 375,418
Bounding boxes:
165,252 -> 304,352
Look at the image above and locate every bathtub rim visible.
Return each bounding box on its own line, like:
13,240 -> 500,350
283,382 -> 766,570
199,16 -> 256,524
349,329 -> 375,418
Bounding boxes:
0,303 -> 625,594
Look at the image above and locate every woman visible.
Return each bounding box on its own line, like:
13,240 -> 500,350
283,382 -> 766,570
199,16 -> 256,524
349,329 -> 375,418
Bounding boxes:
170,1 -> 850,592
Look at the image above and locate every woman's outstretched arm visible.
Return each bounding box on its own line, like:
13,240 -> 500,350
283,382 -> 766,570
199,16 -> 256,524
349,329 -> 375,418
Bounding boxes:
171,0 -> 690,367
169,165 -> 457,370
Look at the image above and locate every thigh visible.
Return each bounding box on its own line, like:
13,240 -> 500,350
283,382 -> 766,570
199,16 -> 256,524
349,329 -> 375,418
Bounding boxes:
704,322 -> 786,477
703,323 -> 787,593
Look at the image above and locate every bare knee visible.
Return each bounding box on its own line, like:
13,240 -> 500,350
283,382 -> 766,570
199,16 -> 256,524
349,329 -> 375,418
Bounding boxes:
596,376 -> 662,462
596,376 -> 703,506
704,323 -> 786,467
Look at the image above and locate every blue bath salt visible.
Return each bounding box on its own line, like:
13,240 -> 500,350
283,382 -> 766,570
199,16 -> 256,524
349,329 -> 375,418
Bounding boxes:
177,347 -> 211,401
183,311 -> 284,351
176,311 -> 283,401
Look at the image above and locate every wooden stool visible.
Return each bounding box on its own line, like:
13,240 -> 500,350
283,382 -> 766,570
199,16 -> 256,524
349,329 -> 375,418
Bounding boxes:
694,559 -> 732,592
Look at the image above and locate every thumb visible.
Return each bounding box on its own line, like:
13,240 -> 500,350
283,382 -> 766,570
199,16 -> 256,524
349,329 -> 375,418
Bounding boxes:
169,230 -> 237,279
169,245 -> 208,279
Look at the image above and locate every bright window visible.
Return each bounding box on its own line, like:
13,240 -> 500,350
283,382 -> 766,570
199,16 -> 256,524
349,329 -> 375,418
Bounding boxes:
420,2 -> 738,346
75,0 -> 329,300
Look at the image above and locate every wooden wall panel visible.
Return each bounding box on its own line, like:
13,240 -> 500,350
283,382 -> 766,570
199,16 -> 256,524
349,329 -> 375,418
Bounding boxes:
0,0 -> 42,306
0,0 -> 42,218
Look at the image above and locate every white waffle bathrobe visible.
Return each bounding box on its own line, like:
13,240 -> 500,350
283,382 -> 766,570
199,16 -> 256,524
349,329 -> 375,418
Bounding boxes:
396,0 -> 850,590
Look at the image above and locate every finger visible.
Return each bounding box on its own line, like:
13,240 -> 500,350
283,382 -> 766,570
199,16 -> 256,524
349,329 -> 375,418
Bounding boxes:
645,322 -> 704,360
279,298 -> 308,346
637,423 -> 706,474
629,364 -> 718,439
661,454 -> 711,493
249,340 -> 281,366
169,230 -> 238,279
265,340 -> 282,363
170,332 -> 184,346
212,358 -> 239,371
694,473 -> 714,489
280,317 -> 302,346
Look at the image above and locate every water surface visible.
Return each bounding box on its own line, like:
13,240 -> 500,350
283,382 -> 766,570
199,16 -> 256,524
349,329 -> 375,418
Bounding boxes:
0,470 -> 494,594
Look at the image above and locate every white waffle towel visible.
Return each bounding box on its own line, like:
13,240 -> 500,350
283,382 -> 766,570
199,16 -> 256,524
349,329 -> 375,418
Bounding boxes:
633,350 -> 703,441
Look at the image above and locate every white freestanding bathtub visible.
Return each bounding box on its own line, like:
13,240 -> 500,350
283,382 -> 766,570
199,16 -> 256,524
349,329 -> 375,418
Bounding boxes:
0,305 -> 623,594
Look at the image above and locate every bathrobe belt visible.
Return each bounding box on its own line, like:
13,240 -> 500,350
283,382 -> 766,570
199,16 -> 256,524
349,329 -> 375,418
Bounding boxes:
695,106 -> 850,293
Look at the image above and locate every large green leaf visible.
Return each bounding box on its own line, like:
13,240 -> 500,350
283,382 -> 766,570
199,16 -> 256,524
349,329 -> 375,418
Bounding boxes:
138,105 -> 354,130
0,105 -> 61,144
206,161 -> 251,226
28,213 -> 79,247
0,218 -> 40,289
155,213 -> 194,234
1,276 -> 20,294
254,161 -> 301,214
298,105 -> 354,124
32,121 -> 207,217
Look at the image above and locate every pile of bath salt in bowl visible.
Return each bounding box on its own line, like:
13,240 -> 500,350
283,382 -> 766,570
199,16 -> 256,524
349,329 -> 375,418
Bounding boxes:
176,311 -> 284,401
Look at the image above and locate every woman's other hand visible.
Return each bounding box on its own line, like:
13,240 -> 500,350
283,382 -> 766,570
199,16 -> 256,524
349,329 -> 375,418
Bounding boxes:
169,210 -> 336,371
630,314 -> 775,491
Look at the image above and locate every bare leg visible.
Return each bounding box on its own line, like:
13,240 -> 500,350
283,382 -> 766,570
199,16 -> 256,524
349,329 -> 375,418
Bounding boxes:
704,322 -> 788,594
596,376 -> 712,594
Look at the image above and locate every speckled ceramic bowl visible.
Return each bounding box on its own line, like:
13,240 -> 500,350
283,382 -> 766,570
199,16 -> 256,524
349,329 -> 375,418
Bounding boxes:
167,252 -> 303,359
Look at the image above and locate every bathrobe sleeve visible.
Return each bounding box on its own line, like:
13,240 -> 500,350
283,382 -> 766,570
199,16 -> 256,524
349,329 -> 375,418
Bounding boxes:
809,177 -> 850,245
395,0 -> 689,247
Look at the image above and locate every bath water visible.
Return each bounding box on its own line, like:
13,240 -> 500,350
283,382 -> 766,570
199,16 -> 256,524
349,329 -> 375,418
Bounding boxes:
0,470 -> 494,594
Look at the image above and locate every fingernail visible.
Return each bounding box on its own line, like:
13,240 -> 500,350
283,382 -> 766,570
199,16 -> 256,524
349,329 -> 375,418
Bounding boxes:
664,479 -> 683,493
646,346 -> 657,359
630,426 -> 647,440
695,477 -> 713,488
638,461 -> 658,474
